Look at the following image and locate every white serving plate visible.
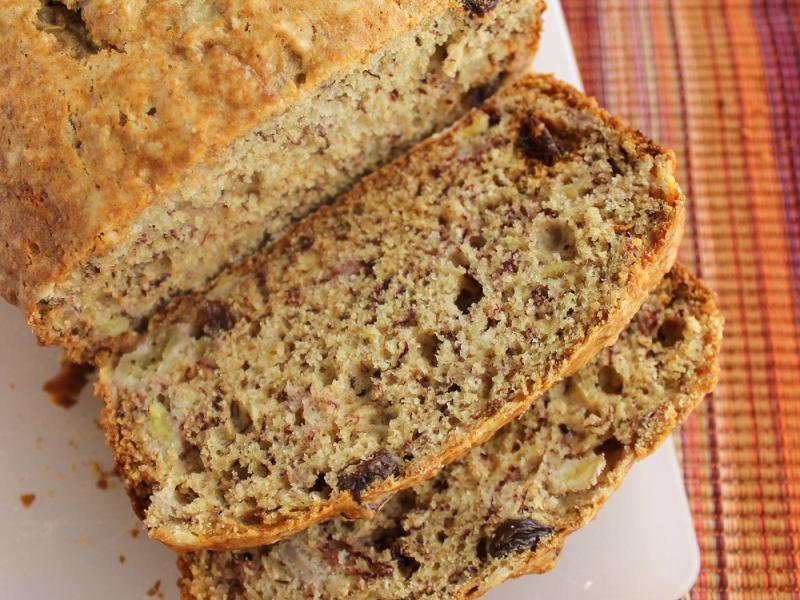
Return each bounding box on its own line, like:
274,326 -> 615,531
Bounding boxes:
0,2 -> 699,598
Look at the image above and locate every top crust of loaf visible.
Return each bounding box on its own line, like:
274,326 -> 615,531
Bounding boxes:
100,74 -> 686,551
0,0 -> 483,314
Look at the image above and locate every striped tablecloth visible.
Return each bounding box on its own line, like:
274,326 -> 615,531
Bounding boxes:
562,1 -> 800,597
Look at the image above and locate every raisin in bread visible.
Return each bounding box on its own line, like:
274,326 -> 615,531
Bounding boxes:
177,265 -> 723,599
98,74 -> 686,550
0,0 -> 544,362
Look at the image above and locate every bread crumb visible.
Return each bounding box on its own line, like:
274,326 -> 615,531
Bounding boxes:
146,580 -> 164,598
118,555 -> 126,565
43,361 -> 93,409
130,527 -> 140,538
89,461 -> 118,490
19,493 -> 35,508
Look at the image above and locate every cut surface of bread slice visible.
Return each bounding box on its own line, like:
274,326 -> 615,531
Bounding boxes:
1,0 -> 543,362
99,74 -> 686,550
177,265 -> 723,599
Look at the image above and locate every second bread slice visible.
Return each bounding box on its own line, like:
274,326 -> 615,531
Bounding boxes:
99,74 -> 685,550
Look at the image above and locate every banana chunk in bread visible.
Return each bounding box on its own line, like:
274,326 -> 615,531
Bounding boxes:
0,0 -> 543,362
99,74 -> 686,550
178,265 -> 723,599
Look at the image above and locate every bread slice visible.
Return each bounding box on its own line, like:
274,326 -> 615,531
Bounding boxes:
98,74 -> 686,550
0,0 -> 544,362
177,265 -> 723,599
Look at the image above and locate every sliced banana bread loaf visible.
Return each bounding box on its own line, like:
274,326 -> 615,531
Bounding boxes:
0,0 -> 543,362
177,265 -> 723,599
99,74 -> 686,550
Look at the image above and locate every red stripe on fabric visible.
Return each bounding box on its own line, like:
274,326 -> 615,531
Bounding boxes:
719,1 -> 780,592
662,3 -> 721,594
750,0 -> 800,586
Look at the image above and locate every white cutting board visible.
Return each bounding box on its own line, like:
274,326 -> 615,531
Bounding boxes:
0,3 -> 699,598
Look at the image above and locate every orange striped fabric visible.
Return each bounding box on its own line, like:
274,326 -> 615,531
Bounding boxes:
562,1 -> 800,597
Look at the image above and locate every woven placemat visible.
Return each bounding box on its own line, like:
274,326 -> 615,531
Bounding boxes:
562,0 -> 800,596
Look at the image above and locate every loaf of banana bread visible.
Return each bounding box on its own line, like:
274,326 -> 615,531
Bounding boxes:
99,74 -> 685,551
0,0 -> 543,361
177,265 -> 722,599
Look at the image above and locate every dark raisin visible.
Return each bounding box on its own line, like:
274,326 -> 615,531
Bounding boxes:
486,519 -> 553,558
196,300 -> 237,334
461,0 -> 499,16
518,115 -> 563,166
338,452 -> 401,501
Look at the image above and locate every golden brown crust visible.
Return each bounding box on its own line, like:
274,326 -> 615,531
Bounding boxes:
100,73 -> 687,551
0,0 -> 498,326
